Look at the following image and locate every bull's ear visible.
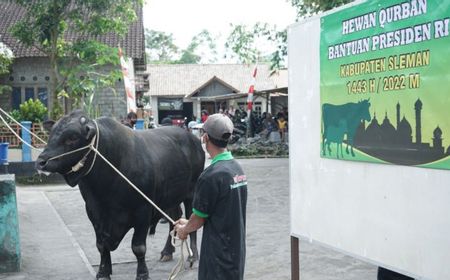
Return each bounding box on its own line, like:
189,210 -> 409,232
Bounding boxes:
85,121 -> 96,140
43,120 -> 55,132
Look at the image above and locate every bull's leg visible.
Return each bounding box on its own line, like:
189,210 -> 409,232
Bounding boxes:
132,227 -> 149,280
336,143 -> 340,159
183,198 -> 199,264
96,242 -> 112,280
160,206 -> 182,262
339,143 -> 344,158
325,141 -> 331,155
322,132 -> 326,156
348,138 -> 355,156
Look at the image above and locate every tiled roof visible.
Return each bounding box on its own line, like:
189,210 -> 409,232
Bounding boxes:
146,64 -> 287,97
0,1 -> 144,59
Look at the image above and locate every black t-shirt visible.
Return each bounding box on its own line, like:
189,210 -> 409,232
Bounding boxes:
193,152 -> 247,280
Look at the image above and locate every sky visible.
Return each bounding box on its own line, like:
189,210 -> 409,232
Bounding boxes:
143,0 -> 297,56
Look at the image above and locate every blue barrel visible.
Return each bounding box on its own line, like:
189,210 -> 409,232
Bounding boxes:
0,142 -> 8,165
135,119 -> 144,130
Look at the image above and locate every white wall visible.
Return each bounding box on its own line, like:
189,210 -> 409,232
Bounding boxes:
289,15 -> 450,280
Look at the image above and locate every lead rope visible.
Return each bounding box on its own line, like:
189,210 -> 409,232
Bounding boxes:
88,145 -> 193,280
0,107 -> 47,145
0,113 -> 44,152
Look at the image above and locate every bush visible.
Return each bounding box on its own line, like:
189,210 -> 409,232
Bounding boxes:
10,99 -> 48,123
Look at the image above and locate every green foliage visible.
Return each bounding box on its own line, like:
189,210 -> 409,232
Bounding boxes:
145,29 -> 218,64
11,99 -> 48,123
145,29 -> 179,63
225,23 -> 264,64
290,0 -> 353,18
59,40 -> 121,117
230,142 -> 289,157
177,30 -> 218,64
0,43 -> 14,75
0,42 -> 14,94
224,23 -> 283,70
263,0 -> 354,71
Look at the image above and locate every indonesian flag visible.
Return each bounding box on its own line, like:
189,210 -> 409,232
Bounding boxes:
247,65 -> 257,111
119,47 -> 137,113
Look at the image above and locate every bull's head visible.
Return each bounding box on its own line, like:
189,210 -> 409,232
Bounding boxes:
359,99 -> 372,122
35,110 -> 97,187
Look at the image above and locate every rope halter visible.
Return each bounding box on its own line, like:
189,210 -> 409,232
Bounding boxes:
46,120 -> 99,176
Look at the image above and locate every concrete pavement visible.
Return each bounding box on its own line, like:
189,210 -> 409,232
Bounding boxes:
0,158 -> 377,280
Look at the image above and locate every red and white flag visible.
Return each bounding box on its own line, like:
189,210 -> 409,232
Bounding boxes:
119,47 -> 136,113
247,65 -> 258,112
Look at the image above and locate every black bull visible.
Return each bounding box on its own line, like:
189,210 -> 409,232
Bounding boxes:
35,110 -> 205,280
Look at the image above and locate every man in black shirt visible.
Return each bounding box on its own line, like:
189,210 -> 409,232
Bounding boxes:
175,113 -> 247,280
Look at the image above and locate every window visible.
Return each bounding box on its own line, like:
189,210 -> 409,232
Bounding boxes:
37,88 -> 48,107
25,88 -> 34,101
12,87 -> 21,110
254,102 -> 262,117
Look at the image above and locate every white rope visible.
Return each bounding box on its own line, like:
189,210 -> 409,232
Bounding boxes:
89,145 -> 194,279
46,141 -> 92,162
90,145 -> 175,223
168,230 -> 194,280
0,107 -> 47,144
0,113 -> 44,152
83,120 -> 99,176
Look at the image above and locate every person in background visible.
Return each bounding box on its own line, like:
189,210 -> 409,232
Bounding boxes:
261,112 -> 277,140
175,113 -> 247,280
228,105 -> 235,118
123,112 -> 137,129
201,110 -> 209,123
277,114 -> 287,142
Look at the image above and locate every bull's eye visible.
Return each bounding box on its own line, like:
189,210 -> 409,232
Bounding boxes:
64,135 -> 79,146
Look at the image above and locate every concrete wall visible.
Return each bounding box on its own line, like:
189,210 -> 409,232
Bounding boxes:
0,174 -> 20,273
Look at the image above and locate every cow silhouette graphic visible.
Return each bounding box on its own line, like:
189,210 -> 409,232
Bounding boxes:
322,99 -> 371,157
324,119 -> 347,158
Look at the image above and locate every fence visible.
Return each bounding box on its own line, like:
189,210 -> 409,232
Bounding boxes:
0,123 -> 48,148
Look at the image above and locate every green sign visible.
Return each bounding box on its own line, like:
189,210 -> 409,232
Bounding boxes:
320,0 -> 450,170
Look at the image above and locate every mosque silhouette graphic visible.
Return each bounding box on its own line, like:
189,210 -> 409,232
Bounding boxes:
353,98 -> 450,165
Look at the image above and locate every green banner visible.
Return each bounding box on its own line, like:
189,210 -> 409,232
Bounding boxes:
320,0 -> 450,170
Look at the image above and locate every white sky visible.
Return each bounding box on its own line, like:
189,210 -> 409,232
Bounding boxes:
143,0 -> 297,50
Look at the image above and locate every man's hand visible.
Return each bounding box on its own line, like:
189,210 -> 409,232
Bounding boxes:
174,218 -> 189,240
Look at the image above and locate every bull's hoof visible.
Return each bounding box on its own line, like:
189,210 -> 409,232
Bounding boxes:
96,275 -> 111,280
135,272 -> 149,280
160,253 -> 173,262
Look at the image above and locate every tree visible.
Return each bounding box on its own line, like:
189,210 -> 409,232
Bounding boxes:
225,23 -> 283,69
266,0 -> 354,71
11,0 -> 142,118
145,29 -> 179,63
290,0 -> 353,18
178,30 -> 218,64
59,40 -> 122,117
0,42 -> 14,94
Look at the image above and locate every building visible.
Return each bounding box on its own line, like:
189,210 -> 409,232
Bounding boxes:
0,1 -> 148,120
145,64 -> 287,124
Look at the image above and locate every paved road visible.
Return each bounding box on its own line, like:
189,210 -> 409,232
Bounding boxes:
1,158 -> 377,280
